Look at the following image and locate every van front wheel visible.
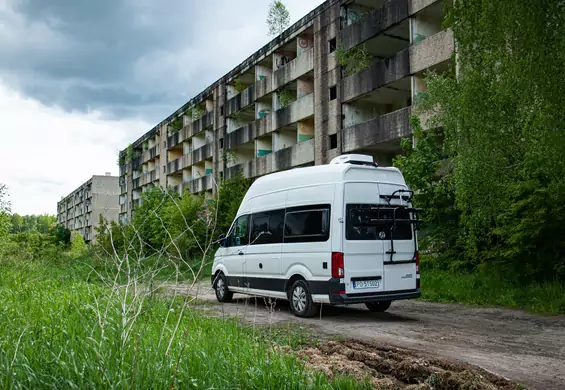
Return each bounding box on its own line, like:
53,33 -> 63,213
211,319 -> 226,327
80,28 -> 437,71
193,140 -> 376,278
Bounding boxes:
365,300 -> 391,312
289,280 -> 318,318
214,273 -> 233,303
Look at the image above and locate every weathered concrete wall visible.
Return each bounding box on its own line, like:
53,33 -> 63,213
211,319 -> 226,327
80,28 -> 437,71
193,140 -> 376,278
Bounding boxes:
273,93 -> 314,130
339,0 -> 409,49
225,138 -> 315,179
341,49 -> 410,103
409,28 -> 454,74
226,84 -> 256,116
313,1 -> 341,165
342,107 -> 411,152
273,49 -> 314,90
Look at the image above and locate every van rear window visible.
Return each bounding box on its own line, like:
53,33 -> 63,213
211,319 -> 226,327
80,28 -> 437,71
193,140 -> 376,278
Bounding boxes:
346,204 -> 413,241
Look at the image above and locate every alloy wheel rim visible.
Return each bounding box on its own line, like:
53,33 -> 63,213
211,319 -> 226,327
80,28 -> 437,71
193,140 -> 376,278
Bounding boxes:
292,286 -> 307,312
217,278 -> 225,298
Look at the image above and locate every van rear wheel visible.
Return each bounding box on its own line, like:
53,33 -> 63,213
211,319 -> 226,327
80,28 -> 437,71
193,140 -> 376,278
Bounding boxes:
289,280 -> 318,318
365,300 -> 391,312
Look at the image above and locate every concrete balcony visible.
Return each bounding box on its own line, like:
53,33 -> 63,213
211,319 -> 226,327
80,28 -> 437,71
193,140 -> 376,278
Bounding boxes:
167,131 -> 182,149
143,145 -> 160,161
188,175 -> 214,194
273,93 -> 314,131
226,84 -> 256,117
132,177 -> 141,189
225,138 -> 314,179
167,155 -> 190,175
341,50 -> 410,103
255,75 -> 272,100
141,169 -> 159,185
339,0 -> 409,50
192,143 -> 213,164
225,115 -> 272,150
273,49 -> 314,90
342,107 -> 411,152
191,111 -> 214,136
409,29 -> 454,74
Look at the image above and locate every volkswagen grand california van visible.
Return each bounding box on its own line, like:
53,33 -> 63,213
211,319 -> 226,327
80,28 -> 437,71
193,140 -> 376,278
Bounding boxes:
211,154 -> 422,317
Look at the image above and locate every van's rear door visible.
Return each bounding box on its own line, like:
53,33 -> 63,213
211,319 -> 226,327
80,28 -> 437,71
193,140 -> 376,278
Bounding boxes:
343,182 -> 385,295
378,183 -> 418,292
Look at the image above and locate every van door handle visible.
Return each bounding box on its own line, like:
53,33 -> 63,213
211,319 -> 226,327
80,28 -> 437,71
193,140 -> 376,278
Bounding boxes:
238,251 -> 244,256
259,263 -> 263,269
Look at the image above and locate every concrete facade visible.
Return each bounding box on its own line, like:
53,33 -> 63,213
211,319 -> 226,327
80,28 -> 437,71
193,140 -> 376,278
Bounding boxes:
57,175 -> 120,242
118,0 -> 452,222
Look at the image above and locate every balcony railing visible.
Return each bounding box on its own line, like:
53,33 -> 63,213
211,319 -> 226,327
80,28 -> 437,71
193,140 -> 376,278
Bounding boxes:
273,48 -> 314,90
342,107 -> 412,152
341,50 -> 410,103
226,84 -> 256,117
339,0 -> 409,50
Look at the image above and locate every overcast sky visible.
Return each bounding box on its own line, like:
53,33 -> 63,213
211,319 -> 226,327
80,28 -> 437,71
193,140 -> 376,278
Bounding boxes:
0,0 -> 325,215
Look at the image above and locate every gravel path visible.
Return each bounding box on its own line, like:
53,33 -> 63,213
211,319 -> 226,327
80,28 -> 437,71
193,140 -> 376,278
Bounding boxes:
166,282 -> 565,389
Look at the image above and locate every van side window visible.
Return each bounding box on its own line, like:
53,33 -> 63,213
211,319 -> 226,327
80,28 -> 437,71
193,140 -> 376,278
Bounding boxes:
284,205 -> 331,243
228,215 -> 249,247
345,204 -> 413,241
250,209 -> 284,245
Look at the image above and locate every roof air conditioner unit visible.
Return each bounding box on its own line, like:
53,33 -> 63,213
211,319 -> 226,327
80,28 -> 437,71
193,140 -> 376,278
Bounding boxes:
329,154 -> 378,167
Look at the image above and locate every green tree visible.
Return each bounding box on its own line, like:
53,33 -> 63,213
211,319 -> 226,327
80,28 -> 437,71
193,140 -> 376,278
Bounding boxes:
411,0 -> 565,281
10,213 -> 23,233
0,183 -> 11,241
69,231 -> 88,259
214,172 -> 253,236
266,0 -> 290,37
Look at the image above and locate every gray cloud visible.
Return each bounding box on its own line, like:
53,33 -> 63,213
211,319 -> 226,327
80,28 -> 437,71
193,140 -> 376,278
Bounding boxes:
1,0 -> 324,124
0,0 -> 269,122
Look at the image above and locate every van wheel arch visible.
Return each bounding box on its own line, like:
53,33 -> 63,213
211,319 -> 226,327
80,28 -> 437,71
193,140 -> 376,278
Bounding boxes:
285,274 -> 307,298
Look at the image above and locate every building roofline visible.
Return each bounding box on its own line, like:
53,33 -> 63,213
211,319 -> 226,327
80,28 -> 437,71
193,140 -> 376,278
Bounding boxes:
121,0 -> 340,153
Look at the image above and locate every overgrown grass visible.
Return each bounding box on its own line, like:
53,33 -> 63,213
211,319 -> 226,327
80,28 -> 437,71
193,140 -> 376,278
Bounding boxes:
420,268 -> 565,315
0,256 -> 367,389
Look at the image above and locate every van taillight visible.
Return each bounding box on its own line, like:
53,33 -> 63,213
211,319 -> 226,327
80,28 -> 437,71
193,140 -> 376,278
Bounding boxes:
331,252 -> 344,279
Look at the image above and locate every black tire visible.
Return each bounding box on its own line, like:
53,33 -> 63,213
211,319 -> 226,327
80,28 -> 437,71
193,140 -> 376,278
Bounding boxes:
365,300 -> 392,312
213,273 -> 233,303
288,279 -> 318,318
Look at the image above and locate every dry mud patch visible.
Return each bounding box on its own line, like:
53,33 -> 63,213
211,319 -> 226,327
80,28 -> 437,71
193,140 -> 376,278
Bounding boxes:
277,340 -> 518,389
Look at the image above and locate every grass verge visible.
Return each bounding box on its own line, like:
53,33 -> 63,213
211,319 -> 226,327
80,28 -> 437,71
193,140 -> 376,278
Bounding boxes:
0,256 -> 368,389
420,268 -> 565,315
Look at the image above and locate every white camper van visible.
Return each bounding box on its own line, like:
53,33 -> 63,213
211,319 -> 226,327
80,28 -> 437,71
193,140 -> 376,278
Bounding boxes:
211,154 -> 422,317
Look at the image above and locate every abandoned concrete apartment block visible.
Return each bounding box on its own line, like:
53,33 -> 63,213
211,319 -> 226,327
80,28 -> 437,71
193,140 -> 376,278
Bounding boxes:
117,0 -> 452,222
57,174 -> 120,242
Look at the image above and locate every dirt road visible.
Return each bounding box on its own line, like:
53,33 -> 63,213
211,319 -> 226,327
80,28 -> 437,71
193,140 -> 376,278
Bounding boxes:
169,283 -> 565,389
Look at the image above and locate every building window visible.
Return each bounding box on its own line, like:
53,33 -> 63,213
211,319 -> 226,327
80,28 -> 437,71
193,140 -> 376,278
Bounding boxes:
329,38 -> 337,53
220,105 -> 224,116
330,133 -> 338,149
329,85 -> 337,101
220,138 -> 224,149
284,205 -> 331,243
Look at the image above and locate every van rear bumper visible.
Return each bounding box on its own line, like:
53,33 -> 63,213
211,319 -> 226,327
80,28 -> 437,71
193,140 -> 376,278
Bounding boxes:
327,283 -> 421,305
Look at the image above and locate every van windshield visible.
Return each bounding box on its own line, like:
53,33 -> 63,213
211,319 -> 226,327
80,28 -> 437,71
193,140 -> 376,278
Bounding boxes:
346,204 -> 413,241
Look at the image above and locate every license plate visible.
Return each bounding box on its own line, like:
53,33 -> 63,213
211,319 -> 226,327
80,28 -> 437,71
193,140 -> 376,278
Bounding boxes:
353,279 -> 380,289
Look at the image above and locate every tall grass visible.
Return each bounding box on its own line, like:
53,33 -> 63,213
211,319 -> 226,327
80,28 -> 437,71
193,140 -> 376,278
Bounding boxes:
0,258 -> 366,389
421,268 -> 565,315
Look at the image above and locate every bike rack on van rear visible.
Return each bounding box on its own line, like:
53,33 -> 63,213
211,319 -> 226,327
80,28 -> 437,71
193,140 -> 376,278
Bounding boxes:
376,189 -> 423,263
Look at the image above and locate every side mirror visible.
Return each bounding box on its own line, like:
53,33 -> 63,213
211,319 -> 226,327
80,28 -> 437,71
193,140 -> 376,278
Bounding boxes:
218,234 -> 226,247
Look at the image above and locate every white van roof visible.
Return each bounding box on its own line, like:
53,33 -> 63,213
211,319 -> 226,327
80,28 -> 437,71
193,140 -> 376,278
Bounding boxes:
242,161 -> 405,203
